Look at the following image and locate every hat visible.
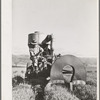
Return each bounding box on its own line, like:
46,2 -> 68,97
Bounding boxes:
30,39 -> 38,45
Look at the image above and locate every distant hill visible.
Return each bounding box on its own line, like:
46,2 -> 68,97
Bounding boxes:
12,54 -> 97,67
79,57 -> 97,66
12,55 -> 30,66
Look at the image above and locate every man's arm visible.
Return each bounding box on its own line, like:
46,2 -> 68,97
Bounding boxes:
35,46 -> 44,56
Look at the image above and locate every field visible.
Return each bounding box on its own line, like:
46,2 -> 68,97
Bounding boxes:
12,64 -> 97,100
12,66 -> 26,78
12,55 -> 97,100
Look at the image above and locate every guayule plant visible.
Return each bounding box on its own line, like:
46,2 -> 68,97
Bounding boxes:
12,75 -> 24,87
45,84 -> 79,100
73,84 -> 96,100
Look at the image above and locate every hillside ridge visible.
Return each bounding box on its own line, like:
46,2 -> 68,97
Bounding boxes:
12,54 -> 97,66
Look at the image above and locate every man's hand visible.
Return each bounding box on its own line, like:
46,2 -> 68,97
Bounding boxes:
46,77 -> 50,80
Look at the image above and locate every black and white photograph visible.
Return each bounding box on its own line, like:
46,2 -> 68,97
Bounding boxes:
2,0 -> 99,100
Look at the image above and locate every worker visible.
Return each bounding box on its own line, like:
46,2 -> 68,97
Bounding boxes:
28,39 -> 44,73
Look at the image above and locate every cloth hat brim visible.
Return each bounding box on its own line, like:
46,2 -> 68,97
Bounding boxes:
30,42 -> 38,45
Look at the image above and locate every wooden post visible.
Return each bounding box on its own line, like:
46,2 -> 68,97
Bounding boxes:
70,82 -> 73,91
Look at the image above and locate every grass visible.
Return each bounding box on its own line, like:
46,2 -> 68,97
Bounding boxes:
12,84 -> 35,100
45,84 -> 79,100
12,83 -> 79,100
12,67 -> 26,78
12,65 -> 97,100
73,84 -> 97,100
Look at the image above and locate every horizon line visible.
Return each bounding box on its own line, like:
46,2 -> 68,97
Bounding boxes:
12,53 -> 97,58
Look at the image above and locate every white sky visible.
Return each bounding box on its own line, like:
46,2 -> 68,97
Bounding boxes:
12,0 -> 98,57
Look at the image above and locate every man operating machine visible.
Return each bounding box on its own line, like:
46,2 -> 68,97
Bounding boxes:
25,31 -> 53,81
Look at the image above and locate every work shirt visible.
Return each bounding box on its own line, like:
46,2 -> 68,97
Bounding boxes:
29,45 -> 44,57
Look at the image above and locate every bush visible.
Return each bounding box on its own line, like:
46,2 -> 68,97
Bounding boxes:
12,84 -> 35,100
86,80 -> 97,86
45,84 -> 79,100
73,84 -> 97,100
12,75 -> 24,87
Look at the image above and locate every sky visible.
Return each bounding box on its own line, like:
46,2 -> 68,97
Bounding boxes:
12,0 -> 98,57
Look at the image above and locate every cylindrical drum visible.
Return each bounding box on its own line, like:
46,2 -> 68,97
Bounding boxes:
28,31 -> 39,45
50,55 -> 86,82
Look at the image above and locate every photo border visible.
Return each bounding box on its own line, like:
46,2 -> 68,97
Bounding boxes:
1,0 -> 99,100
